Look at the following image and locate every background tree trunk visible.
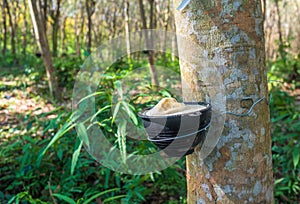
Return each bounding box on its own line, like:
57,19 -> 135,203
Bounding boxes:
124,0 -> 132,67
4,0 -> 16,59
1,0 -> 7,55
174,0 -> 274,203
50,0 -> 61,57
38,0 -> 48,31
61,16 -> 67,54
85,0 -> 95,54
138,0 -> 159,87
274,0 -> 284,60
74,0 -> 81,56
28,0 -> 59,99
22,0 -> 28,56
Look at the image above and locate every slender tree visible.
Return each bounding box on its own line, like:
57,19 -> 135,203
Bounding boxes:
28,0 -> 59,99
4,0 -> 16,58
174,0 -> 274,203
22,0 -> 28,56
50,0 -> 61,57
138,0 -> 159,87
124,0 -> 132,66
61,15 -> 67,53
74,0 -> 82,56
274,0 -> 285,60
85,0 -> 95,54
1,0 -> 7,55
38,0 -> 48,31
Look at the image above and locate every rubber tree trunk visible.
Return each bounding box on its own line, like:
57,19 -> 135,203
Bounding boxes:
274,0 -> 285,60
50,0 -> 61,57
4,0 -> 16,58
86,0 -> 95,54
138,0 -> 159,87
173,0 -> 274,203
22,0 -> 28,57
74,0 -> 83,57
124,0 -> 132,68
61,16 -> 67,54
1,0 -> 7,55
28,0 -> 59,99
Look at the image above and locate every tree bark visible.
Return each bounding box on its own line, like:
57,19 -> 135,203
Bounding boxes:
138,0 -> 159,87
148,0 -> 154,29
173,0 -> 274,203
86,0 -> 95,54
124,0 -> 132,67
28,0 -> 59,99
1,0 -> 7,55
38,0 -> 48,31
22,0 -> 28,56
50,0 -> 61,57
274,0 -> 285,60
61,16 -> 67,54
74,0 -> 82,56
4,0 -> 16,58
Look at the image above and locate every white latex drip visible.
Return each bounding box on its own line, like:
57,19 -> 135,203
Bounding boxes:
146,98 -> 206,116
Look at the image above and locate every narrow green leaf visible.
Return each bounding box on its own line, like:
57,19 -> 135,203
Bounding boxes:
83,188 -> 119,204
292,148 -> 300,168
275,178 -> 285,185
104,169 -> 111,189
71,141 -> 83,175
7,195 -> 16,204
37,121 -> 76,166
112,102 -> 121,124
52,194 -> 76,204
114,80 -> 123,98
121,101 -> 138,125
135,191 -> 145,201
77,92 -> 105,105
90,105 -> 111,121
77,123 -> 90,149
103,195 -> 126,203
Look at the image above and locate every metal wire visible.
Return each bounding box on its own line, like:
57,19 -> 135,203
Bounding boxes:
177,0 -> 192,11
226,97 -> 265,117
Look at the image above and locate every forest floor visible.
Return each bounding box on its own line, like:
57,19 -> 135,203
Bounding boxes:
0,73 -> 57,141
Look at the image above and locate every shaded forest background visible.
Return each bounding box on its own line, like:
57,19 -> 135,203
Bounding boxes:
0,0 -> 299,203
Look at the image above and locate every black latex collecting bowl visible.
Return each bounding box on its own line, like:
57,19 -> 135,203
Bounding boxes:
138,102 -> 212,157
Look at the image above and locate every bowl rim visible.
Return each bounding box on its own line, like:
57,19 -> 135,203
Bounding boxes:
138,101 -> 211,119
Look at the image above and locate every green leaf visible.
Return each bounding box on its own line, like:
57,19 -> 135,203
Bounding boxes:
77,123 -> 90,149
71,140 -> 83,175
53,194 -> 76,204
160,89 -> 172,98
136,191 -> 145,201
271,114 -> 289,123
104,169 -> 111,189
90,105 -> 111,122
77,92 -> 105,105
103,195 -> 126,203
57,148 -> 63,161
117,120 -> 127,162
121,101 -> 138,125
37,120 -> 77,166
83,188 -> 120,204
292,148 -> 300,168
275,178 -> 285,185
114,80 -> 123,98
7,195 -> 16,204
112,102 -> 121,124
